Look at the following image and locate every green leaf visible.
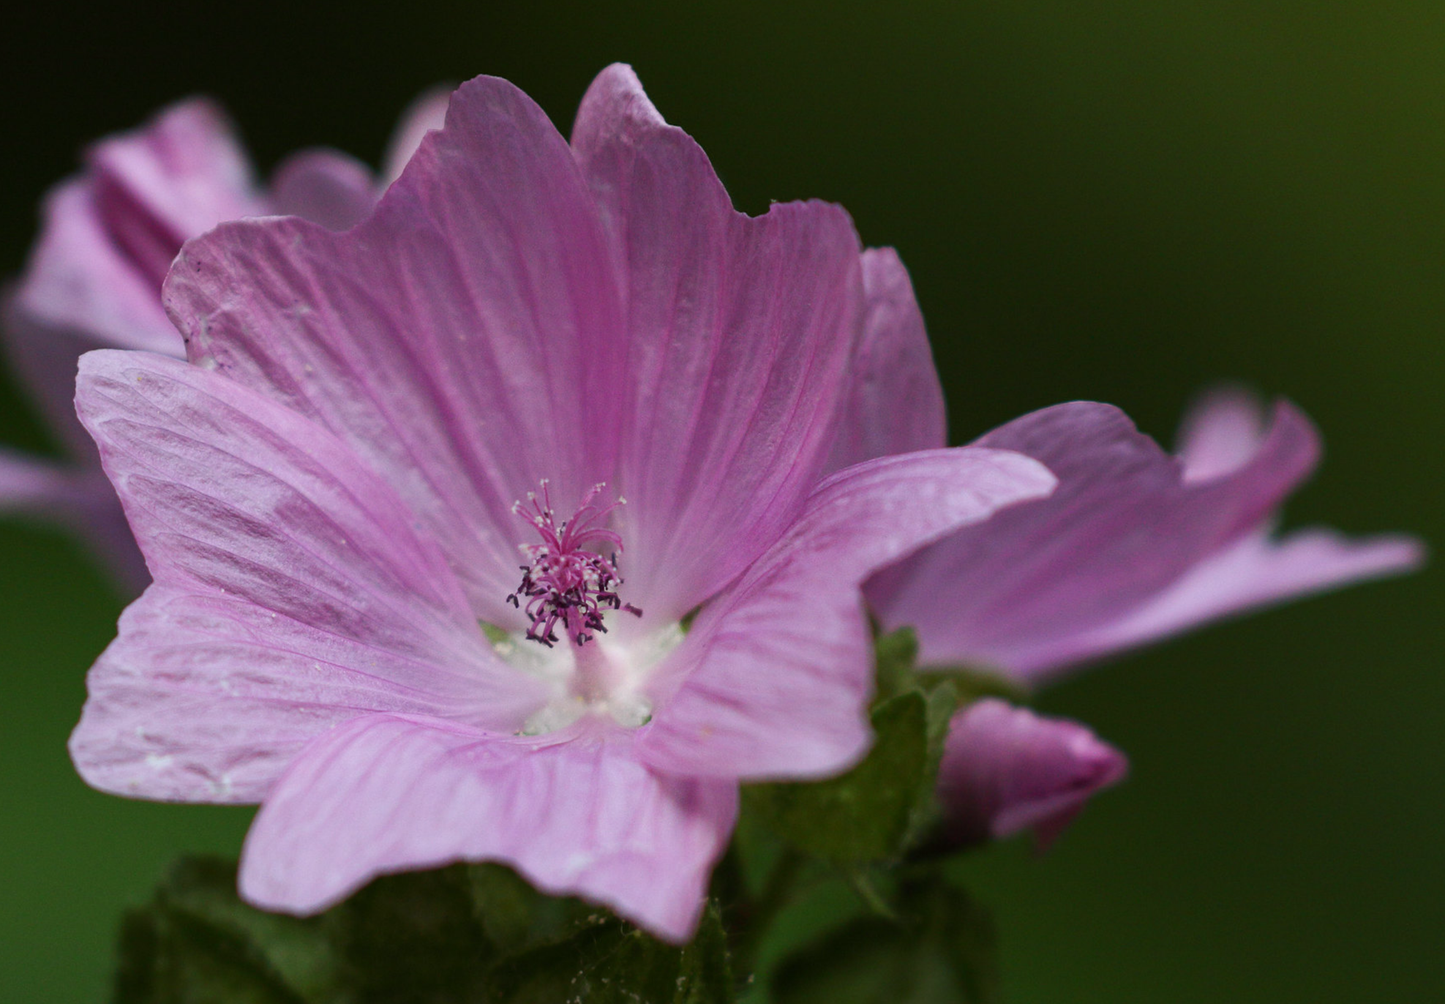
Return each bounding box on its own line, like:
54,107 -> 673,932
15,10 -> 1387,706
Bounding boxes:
490,901 -> 734,1004
917,665 -> 1030,706
325,864 -> 496,1002
743,690 -> 930,865
770,877 -> 999,1004
870,626 -> 920,707
465,862 -> 594,955
113,856 -> 340,1004
114,856 -> 737,1004
900,680 -> 961,844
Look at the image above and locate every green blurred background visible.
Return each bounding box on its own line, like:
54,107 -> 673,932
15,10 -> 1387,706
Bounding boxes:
2,1 -> 1440,999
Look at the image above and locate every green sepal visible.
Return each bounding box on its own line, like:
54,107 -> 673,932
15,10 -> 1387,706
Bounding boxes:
742,626 -> 972,866
870,625 -> 921,706
917,666 -> 1030,707
743,688 -> 930,866
769,875 -> 999,1004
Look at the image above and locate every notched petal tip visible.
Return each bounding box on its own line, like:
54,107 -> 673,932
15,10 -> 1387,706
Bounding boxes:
573,63 -> 667,148
381,85 -> 454,186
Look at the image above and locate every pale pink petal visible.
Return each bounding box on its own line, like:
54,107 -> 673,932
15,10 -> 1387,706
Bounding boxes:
0,447 -> 95,512
269,149 -> 377,231
825,247 -> 947,474
937,699 -> 1127,850
1054,526 -> 1425,663
0,435 -> 146,592
13,98 -> 265,357
1,289 -> 111,457
381,86 -> 452,186
14,179 -> 181,356
869,400 -> 1321,682
0,302 -> 148,590
636,448 -> 1056,781
70,351 -> 542,802
166,76 -> 627,626
240,714 -> 737,943
1177,385 -> 1269,483
67,483 -> 151,597
86,98 -> 264,283
571,63 -> 866,621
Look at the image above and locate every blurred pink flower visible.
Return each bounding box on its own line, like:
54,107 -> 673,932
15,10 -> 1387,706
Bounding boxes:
830,267 -> 1422,686
866,390 -> 1423,686
829,245 -> 1421,848
68,65 -> 1055,940
1,90 -> 450,591
936,699 -> 1127,850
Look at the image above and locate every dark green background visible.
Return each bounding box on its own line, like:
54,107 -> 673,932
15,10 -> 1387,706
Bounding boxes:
2,2 -> 1439,1000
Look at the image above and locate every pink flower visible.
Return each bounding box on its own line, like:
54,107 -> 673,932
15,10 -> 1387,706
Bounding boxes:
867,391 -> 1423,686
1,91 -> 450,592
829,279 -> 1422,685
936,699 -> 1127,851
826,243 -> 1421,848
68,66 -> 1056,941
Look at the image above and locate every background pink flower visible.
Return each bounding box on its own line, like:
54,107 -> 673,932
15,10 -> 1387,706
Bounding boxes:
826,262 -> 1421,685
0,90 -> 449,592
822,227 -> 1421,850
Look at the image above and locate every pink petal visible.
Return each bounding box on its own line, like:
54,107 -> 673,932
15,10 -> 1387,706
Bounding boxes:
825,247 -> 947,474
240,713 -> 737,943
269,149 -> 377,231
1055,525 -> 1425,663
0,449 -> 145,591
571,64 -> 867,620
869,399 -> 1323,682
636,448 -> 1056,781
1177,385 -> 1269,483
381,86 -> 452,186
166,76 -> 627,626
68,486 -> 151,597
937,699 -> 1127,850
14,178 -> 181,356
13,98 -> 267,357
70,351 -> 542,802
1,290 -> 111,458
86,98 -> 264,269
0,447 -> 96,512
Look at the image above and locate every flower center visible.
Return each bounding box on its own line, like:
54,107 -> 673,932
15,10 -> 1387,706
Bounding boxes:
506,481 -> 641,648
497,481 -> 671,735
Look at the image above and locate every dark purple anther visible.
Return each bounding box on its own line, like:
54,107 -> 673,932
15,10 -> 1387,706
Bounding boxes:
508,481 -> 642,647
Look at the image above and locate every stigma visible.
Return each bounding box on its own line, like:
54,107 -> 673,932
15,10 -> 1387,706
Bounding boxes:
506,481 -> 641,648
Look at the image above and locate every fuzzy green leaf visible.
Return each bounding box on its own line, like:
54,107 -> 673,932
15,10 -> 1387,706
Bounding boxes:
113,857 -> 734,1004
870,626 -> 920,706
326,864 -> 496,1002
743,690 -> 930,865
113,857 -> 340,1004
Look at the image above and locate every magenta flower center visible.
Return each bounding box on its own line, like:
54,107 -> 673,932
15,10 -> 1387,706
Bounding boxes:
507,481 -> 641,648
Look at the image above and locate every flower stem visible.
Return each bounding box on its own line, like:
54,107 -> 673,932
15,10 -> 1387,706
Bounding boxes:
733,847 -> 805,977
848,868 -> 899,921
